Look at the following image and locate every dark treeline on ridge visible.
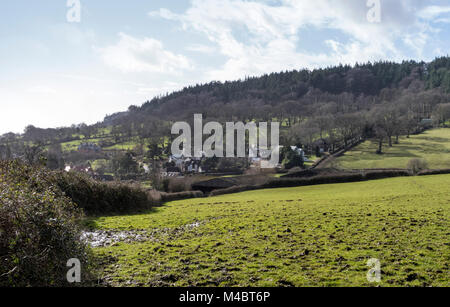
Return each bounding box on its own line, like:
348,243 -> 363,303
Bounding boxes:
126,56 -> 450,121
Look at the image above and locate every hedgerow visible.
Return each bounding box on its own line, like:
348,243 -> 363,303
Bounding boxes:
0,159 -> 162,286
0,160 -> 90,286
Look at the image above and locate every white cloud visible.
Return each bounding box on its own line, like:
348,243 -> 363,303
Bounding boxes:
96,33 -> 192,74
148,8 -> 179,20
403,32 -> 429,58
149,0 -> 439,81
418,5 -> 450,20
137,81 -> 182,96
186,44 -> 217,54
435,17 -> 450,24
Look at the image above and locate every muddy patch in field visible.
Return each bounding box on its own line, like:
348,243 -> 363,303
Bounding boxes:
82,221 -> 204,248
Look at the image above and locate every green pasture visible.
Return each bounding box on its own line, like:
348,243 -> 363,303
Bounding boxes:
91,174 -> 450,287
334,129 -> 450,170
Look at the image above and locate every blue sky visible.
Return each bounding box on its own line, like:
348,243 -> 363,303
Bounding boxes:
1,0 -> 449,134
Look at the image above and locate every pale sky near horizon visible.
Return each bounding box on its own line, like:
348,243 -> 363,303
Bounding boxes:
1,0 -> 449,134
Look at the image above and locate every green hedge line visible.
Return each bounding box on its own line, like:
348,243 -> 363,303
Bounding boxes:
417,169 -> 450,176
160,190 -> 204,202
209,169 -> 414,197
54,171 -> 156,215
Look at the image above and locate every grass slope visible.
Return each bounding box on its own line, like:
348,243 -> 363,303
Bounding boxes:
334,128 -> 450,170
92,175 -> 450,287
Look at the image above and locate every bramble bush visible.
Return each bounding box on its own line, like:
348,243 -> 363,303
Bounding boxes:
0,160 -> 160,286
0,160 -> 90,287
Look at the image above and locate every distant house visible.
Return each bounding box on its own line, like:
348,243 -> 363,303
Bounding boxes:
169,151 -> 205,174
65,163 -> 97,177
420,119 -> 433,128
250,145 -> 311,168
290,146 -> 313,162
290,146 -> 305,157
169,154 -> 185,169
249,145 -> 281,167
184,158 -> 203,173
78,143 -> 101,153
139,163 -> 152,174
312,139 -> 329,154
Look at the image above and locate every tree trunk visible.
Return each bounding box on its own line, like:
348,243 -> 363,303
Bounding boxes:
388,135 -> 393,147
377,138 -> 383,154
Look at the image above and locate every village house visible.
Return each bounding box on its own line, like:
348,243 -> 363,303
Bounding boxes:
250,145 -> 310,169
168,151 -> 205,174
420,119 -> 433,128
65,163 -> 96,175
312,139 -> 329,154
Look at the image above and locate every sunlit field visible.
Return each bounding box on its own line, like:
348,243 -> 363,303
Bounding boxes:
334,129 -> 450,170
90,174 -> 450,287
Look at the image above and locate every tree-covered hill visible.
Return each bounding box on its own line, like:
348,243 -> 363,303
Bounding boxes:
122,57 -> 450,122
1,57 -> 449,176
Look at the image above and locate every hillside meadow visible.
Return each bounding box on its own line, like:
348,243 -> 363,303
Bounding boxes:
334,128 -> 450,170
90,174 -> 450,287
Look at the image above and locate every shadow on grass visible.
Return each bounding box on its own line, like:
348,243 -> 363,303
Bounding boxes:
413,136 -> 450,144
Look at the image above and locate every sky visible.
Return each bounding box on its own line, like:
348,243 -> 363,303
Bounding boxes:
0,0 -> 449,134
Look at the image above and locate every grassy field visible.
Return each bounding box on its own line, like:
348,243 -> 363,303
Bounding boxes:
333,128 -> 450,170
103,140 -> 141,151
90,175 -> 450,287
60,137 -> 105,152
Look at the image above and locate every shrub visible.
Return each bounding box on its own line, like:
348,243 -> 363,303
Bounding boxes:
54,171 -> 155,215
265,173 -> 366,188
147,189 -> 163,203
281,148 -> 304,169
364,169 -> 411,180
282,168 -> 343,178
1,159 -> 158,216
0,160 -> 91,287
407,159 -> 429,174
165,177 -> 194,193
